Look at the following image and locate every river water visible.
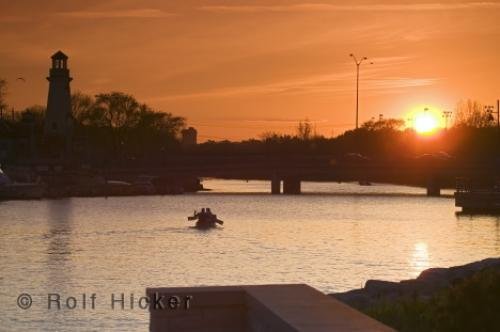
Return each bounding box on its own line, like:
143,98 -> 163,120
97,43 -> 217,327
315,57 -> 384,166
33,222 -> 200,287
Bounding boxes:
1,180 -> 499,331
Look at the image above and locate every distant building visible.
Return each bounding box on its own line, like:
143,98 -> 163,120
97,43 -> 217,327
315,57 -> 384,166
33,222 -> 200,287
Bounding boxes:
44,51 -> 73,151
181,127 -> 197,147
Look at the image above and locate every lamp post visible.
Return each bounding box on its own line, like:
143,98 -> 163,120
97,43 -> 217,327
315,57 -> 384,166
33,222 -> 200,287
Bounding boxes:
350,53 -> 372,129
442,111 -> 452,130
485,101 -> 499,128
407,117 -> 414,129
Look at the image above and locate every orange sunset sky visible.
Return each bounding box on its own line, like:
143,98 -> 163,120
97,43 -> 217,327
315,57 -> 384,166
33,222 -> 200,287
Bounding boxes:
1,0 -> 499,141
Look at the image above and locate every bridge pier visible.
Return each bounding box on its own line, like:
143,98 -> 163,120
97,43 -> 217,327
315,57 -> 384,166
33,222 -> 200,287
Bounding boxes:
271,178 -> 281,195
426,177 -> 441,197
283,177 -> 301,195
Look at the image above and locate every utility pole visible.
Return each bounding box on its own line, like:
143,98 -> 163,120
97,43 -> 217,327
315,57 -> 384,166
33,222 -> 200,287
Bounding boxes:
442,111 -> 452,129
349,53 -> 373,129
485,104 -> 499,128
497,99 -> 499,129
407,117 -> 414,129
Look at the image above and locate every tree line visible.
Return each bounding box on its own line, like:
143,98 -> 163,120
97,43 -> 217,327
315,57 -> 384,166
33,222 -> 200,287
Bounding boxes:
0,76 -> 498,164
0,85 -> 186,164
194,100 -> 499,162
71,91 -> 185,162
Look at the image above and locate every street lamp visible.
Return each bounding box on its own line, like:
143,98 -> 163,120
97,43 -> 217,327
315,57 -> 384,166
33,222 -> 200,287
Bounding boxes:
485,101 -> 499,128
407,117 -> 414,129
442,111 -> 452,129
350,53 -> 373,129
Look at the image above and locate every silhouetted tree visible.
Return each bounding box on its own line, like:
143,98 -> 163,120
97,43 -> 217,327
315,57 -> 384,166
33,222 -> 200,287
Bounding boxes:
0,79 -> 7,116
137,104 -> 185,139
260,131 -> 282,141
0,105 -> 45,160
296,120 -> 314,140
454,99 -> 492,128
20,105 -> 45,126
19,105 -> 46,150
71,91 -> 94,125
93,92 -> 141,130
130,103 -> 186,156
361,118 -> 405,131
75,91 -> 187,162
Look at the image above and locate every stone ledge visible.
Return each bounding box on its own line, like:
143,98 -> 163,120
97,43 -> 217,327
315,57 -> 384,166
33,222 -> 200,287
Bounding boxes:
147,284 -> 393,332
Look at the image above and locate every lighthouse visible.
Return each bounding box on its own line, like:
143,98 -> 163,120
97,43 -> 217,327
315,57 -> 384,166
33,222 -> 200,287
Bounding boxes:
44,50 -> 73,147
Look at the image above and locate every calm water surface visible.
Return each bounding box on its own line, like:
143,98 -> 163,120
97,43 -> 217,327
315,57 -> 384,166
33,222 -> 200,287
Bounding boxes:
1,180 -> 499,331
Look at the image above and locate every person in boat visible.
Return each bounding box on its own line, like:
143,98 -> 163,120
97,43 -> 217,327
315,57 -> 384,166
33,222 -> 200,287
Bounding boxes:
200,208 -> 212,222
189,209 -> 204,221
206,208 -> 216,222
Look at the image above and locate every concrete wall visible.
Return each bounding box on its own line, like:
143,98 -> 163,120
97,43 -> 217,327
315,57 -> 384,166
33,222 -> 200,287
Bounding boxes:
148,286 -> 246,332
147,284 -> 393,332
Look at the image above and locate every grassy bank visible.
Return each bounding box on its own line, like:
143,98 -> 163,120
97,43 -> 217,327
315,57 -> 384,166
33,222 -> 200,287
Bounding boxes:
364,268 -> 500,331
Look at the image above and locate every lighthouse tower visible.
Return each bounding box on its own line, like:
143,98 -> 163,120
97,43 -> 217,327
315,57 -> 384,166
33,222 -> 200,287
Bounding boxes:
44,50 -> 73,144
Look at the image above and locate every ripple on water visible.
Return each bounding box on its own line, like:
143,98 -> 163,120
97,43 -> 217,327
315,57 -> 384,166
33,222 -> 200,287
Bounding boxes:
0,180 -> 499,331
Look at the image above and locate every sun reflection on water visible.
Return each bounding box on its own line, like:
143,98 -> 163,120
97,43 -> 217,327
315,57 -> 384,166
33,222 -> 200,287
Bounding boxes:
411,242 -> 430,277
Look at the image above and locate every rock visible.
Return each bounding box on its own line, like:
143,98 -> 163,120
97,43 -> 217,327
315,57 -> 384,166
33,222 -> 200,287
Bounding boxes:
331,257 -> 500,310
416,267 -> 448,283
364,280 -> 401,296
333,289 -> 371,310
416,258 -> 500,286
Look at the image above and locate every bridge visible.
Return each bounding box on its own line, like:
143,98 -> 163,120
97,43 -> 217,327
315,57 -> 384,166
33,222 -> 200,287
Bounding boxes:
107,155 -> 499,196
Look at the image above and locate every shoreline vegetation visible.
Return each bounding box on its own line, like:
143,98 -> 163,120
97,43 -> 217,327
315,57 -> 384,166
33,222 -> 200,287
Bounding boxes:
0,86 -> 498,165
332,257 -> 500,331
1,86 -> 499,201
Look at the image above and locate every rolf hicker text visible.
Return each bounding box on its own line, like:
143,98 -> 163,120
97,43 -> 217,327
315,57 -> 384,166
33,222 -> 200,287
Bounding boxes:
45,293 -> 192,310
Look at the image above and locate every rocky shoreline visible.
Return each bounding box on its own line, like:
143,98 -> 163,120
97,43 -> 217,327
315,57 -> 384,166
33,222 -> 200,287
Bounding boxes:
331,257 -> 500,310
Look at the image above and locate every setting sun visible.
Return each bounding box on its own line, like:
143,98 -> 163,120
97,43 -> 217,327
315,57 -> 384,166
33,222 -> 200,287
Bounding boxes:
414,111 -> 439,134
2,1 -> 500,331
407,106 -> 444,135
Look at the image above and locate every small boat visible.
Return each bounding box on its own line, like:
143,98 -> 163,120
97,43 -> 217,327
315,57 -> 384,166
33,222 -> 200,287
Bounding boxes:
188,209 -> 224,229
